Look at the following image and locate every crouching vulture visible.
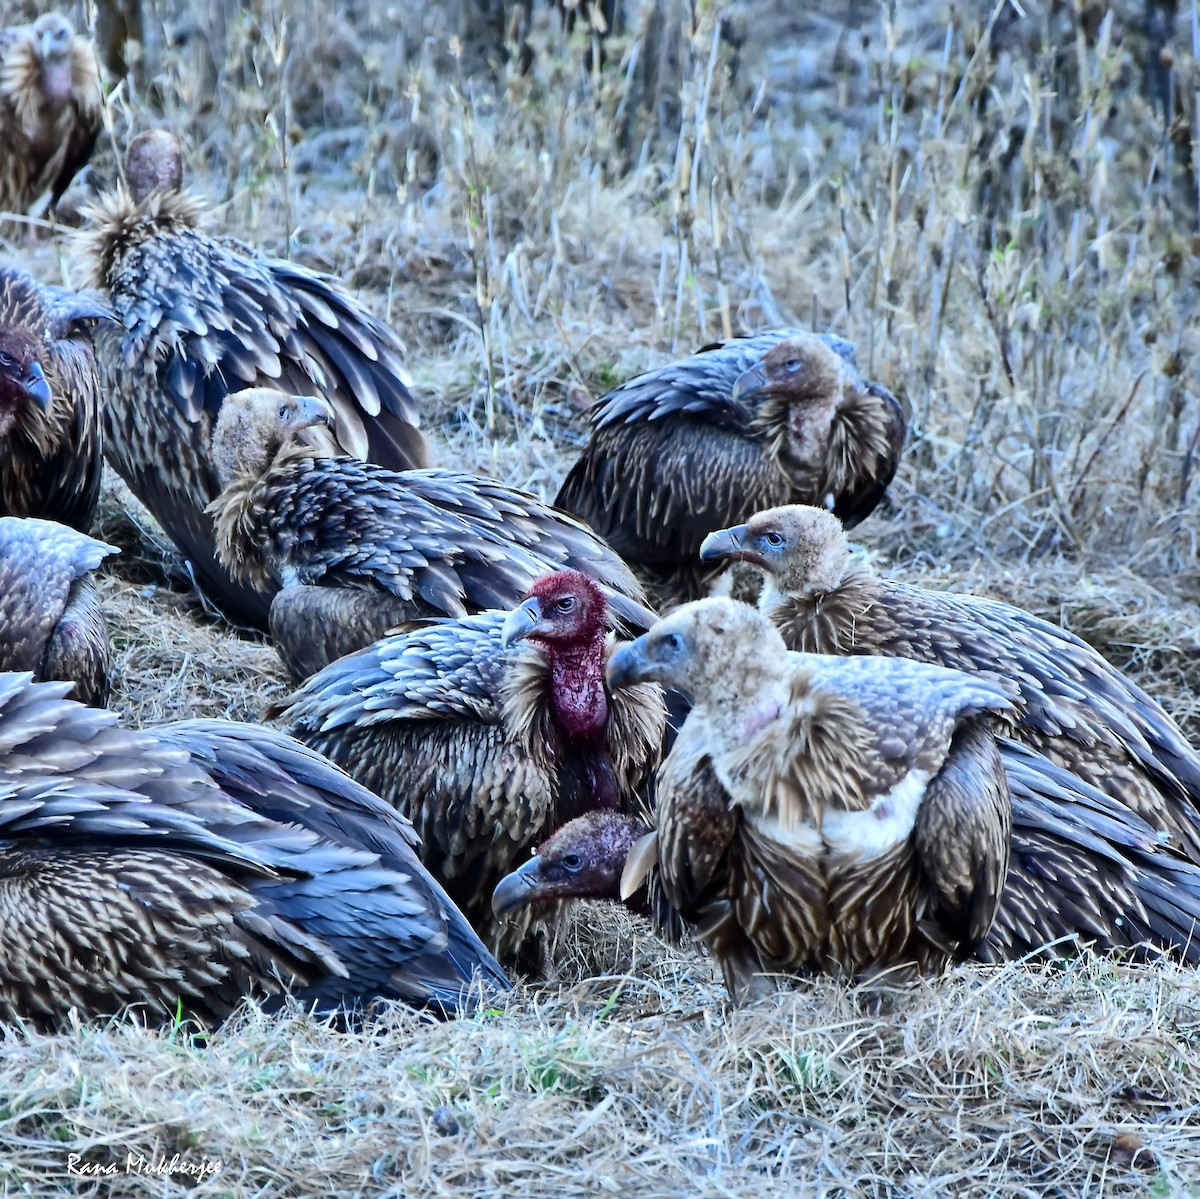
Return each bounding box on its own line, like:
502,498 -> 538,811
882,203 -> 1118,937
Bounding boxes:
554,330 -> 906,603
0,14 -> 102,217
596,599 -> 1014,996
273,570 -> 666,969
0,266 -> 110,531
77,130 -> 429,629
698,504 -> 1200,865
208,388 -> 657,680
0,672 -> 507,1029
0,515 -> 115,705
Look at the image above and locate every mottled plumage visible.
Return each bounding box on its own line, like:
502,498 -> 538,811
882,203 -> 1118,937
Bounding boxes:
0,516 -> 114,704
700,504 -> 1200,864
0,266 -> 109,531
208,388 -> 657,680
0,672 -> 507,1029
274,573 -> 666,967
0,14 -> 102,215
555,330 -> 905,601
78,130 -> 428,628
604,599 -> 1013,998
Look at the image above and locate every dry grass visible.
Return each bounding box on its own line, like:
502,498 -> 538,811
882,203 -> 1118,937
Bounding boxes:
2,0 -> 1200,1193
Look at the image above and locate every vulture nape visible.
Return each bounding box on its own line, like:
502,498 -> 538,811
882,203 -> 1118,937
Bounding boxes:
0,515 -> 115,704
77,129 -> 429,629
0,672 -> 507,1029
0,13 -> 102,218
0,265 -> 110,531
699,503 -> 1200,865
554,330 -> 906,604
273,570 -> 667,972
494,738 -> 1200,971
207,388 -> 657,680
510,597 -> 1015,999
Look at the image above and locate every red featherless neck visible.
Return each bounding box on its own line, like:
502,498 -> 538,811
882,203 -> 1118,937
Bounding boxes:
543,633 -> 610,745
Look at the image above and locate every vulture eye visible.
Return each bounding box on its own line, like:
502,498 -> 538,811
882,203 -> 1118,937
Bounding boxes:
0,352 -> 12,368
763,531 -> 784,548
784,358 -> 802,373
560,852 -> 583,873
662,631 -> 684,654
278,404 -> 291,420
555,596 -> 576,613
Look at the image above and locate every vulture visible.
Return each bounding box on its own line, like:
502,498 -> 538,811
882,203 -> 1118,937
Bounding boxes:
584,598 -> 1015,996
699,504 -> 1200,865
554,330 -> 906,602
0,13 -> 102,217
0,265 -> 110,532
208,388 -> 657,680
0,515 -> 115,705
77,129 -> 429,629
0,671 -> 507,1029
273,570 -> 667,968
494,739 -> 1200,973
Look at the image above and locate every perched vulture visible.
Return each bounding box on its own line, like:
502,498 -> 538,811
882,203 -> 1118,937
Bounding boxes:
78,130 -> 428,628
569,598 -> 1014,997
699,504 -> 1200,865
208,388 -> 657,680
0,266 -> 109,531
554,330 -> 906,602
0,515 -> 115,705
494,738 -> 1200,971
0,672 -> 507,1029
273,570 -> 667,968
0,13 -> 102,216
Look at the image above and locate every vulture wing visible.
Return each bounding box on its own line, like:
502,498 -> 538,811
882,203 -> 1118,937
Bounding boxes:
47,34 -> 102,207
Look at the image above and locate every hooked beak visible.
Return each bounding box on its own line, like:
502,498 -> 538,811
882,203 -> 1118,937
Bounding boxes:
605,635 -> 654,690
501,597 -> 545,649
731,360 -> 770,404
293,395 -> 335,431
491,855 -> 545,917
698,523 -> 750,564
21,361 -> 52,412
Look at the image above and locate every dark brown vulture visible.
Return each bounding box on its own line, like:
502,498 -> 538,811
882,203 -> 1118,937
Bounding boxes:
0,515 -> 115,705
208,388 -> 657,680
554,330 -> 906,602
273,570 -> 667,969
494,737 -> 1200,972
589,598 -> 1013,997
0,671 -> 507,1029
0,266 -> 109,531
77,130 -> 429,629
0,13 -> 102,216
698,504 -> 1200,865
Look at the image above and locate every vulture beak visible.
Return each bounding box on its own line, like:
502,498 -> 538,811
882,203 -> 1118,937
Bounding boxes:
21,361 -> 52,412
699,523 -> 750,564
491,855 -> 544,917
731,360 -> 770,404
40,28 -> 56,61
293,396 -> 335,431
606,636 -> 653,690
501,597 -> 546,649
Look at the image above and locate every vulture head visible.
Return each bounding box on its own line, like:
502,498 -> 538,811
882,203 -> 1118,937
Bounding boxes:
0,326 -> 51,439
31,14 -> 76,103
125,130 -> 186,204
490,811 -> 650,917
733,336 -> 906,528
501,570 -> 612,741
210,388 -> 334,491
699,504 -> 850,601
607,597 -> 787,708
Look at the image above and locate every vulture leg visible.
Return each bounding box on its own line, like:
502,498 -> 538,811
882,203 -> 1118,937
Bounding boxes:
269,585 -> 421,681
39,573 -> 110,706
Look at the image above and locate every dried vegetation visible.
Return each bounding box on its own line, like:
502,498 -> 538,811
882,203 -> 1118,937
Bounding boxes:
2,0 -> 1200,1193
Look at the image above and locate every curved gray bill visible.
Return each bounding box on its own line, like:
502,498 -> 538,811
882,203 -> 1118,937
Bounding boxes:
731,360 -> 769,404
491,856 -> 543,917
501,597 -> 541,650
698,524 -> 747,562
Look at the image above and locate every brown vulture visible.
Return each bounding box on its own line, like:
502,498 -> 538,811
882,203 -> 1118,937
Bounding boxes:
554,330 -> 906,602
208,388 -> 657,680
77,130 -> 429,629
273,570 -> 666,969
698,504 -> 1200,865
589,598 -> 1014,997
0,671 -> 507,1029
0,265 -> 110,532
0,13 -> 102,217
0,515 -> 115,705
